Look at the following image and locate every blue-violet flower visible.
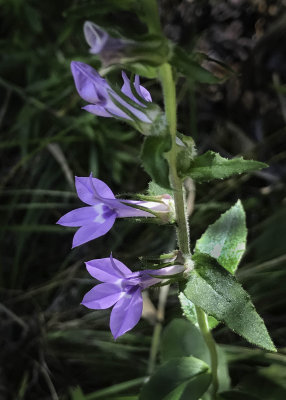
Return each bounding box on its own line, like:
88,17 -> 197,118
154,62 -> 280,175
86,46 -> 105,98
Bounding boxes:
84,21 -> 134,65
71,61 -> 152,122
82,255 -> 184,338
57,175 -> 173,248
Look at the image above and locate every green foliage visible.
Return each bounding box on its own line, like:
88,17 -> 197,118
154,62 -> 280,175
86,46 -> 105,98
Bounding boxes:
183,253 -> 276,351
171,47 -> 220,84
161,319 -> 210,364
179,293 -> 219,330
139,357 -> 211,400
195,200 -> 246,274
161,319 -> 230,393
141,135 -> 171,188
179,151 -> 267,182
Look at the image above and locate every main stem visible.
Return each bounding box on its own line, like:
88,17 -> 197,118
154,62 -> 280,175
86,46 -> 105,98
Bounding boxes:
159,62 -> 219,398
159,63 -> 190,255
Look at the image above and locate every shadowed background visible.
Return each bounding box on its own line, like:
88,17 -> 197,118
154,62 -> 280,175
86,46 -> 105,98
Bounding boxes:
0,0 -> 286,399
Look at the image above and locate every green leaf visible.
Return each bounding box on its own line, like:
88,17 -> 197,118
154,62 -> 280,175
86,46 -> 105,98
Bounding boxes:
171,47 -> 220,84
183,253 -> 276,352
161,319 -> 210,364
179,293 -> 219,330
141,135 -> 171,188
161,319 -> 230,393
195,200 -> 247,274
139,357 -> 211,400
179,151 -> 268,182
148,181 -> 173,197
70,386 -> 86,400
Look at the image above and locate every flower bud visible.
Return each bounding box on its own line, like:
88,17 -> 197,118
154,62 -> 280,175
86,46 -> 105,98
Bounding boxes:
121,194 -> 176,224
83,21 -> 171,68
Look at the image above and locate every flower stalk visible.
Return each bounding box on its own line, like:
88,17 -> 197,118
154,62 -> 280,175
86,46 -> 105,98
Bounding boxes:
158,61 -> 219,398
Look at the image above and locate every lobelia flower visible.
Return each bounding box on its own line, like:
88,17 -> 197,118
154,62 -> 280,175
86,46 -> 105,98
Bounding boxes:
81,255 -> 184,338
70,61 -> 152,123
56,175 -> 174,248
83,21 -> 171,68
84,21 -> 134,65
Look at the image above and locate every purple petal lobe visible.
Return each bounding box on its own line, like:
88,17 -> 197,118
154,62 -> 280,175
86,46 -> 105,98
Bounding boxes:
57,205 -> 110,227
140,265 -> 185,289
110,287 -> 143,339
82,104 -> 113,117
75,176 -> 115,205
71,61 -> 109,104
72,212 -> 116,247
121,72 -> 144,106
108,92 -> 151,122
134,75 -> 152,102
116,200 -> 158,218
82,283 -> 123,309
85,257 -> 132,282
83,21 -> 108,53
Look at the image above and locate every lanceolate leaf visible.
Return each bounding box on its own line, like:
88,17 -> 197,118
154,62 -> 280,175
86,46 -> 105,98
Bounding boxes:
141,135 -> 171,188
179,292 -> 219,329
172,46 -> 220,84
139,356 -> 211,400
183,253 -> 276,352
195,200 -> 247,274
179,151 -> 268,182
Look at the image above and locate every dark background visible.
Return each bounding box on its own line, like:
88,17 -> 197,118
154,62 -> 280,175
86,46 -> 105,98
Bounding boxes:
0,0 -> 286,399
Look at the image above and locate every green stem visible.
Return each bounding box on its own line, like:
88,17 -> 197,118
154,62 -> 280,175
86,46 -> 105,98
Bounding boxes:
159,63 -> 190,255
196,306 -> 219,397
159,63 -> 219,398
141,0 -> 162,35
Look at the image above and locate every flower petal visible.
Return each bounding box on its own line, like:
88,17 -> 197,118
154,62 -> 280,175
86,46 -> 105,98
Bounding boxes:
110,287 -> 143,339
75,176 -> 115,205
56,205 -> 110,227
82,104 -> 113,117
71,61 -> 109,104
72,212 -> 116,247
85,257 -> 132,282
81,283 -> 123,309
116,200 -> 162,218
140,265 -> 185,289
134,75 -> 152,102
121,72 -> 144,106
83,21 -> 108,54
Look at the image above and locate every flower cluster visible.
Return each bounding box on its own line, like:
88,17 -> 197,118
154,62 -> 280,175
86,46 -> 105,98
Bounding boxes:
56,21 -> 183,339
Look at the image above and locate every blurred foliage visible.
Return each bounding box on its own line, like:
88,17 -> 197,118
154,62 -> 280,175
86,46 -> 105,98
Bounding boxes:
0,0 -> 286,399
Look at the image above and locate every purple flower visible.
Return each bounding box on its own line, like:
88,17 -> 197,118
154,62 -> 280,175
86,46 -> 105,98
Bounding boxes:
84,21 -> 133,65
57,175 -> 173,248
81,256 -> 184,338
70,61 -> 152,122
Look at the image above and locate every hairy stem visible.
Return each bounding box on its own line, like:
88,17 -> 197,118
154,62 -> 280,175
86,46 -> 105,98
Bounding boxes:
159,62 -> 219,398
159,63 -> 190,255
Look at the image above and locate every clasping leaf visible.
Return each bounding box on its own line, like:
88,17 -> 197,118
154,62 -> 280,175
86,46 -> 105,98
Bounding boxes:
182,253 -> 276,352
